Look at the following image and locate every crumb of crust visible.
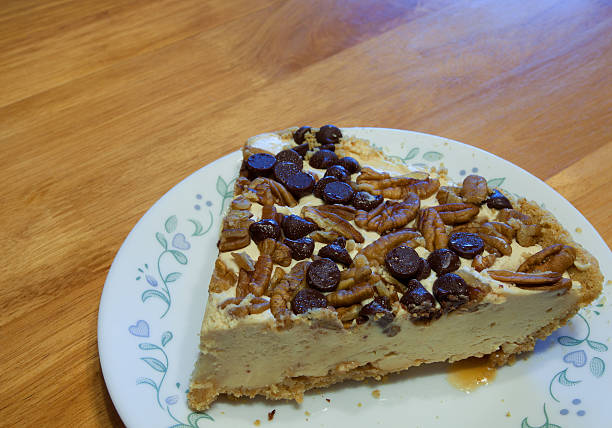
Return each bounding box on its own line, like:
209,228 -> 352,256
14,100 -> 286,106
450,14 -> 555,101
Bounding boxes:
357,402 -> 362,407
268,409 -> 276,421
254,420 -> 261,426
325,398 -> 331,403
575,227 -> 582,233
506,412 -> 511,417
371,389 -> 381,399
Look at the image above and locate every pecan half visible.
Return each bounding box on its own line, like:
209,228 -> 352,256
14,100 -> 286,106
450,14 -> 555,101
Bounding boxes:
316,204 -> 357,221
461,175 -> 489,204
356,167 -> 440,199
236,268 -> 251,298
355,193 -> 419,235
436,185 -> 463,204
516,277 -> 572,292
231,252 -> 256,272
336,304 -> 362,322
496,209 -> 541,247
338,254 -> 372,290
209,259 -> 237,293
248,239 -> 276,296
261,204 -> 284,224
270,261 -> 310,322
217,197 -> 254,252
326,283 -> 375,307
219,296 -> 270,318
418,208 -> 448,251
358,229 -> 422,265
517,244 -> 576,273
236,177 -> 297,207
257,238 -> 292,267
471,254 -> 497,272
302,206 -> 364,243
430,203 -> 480,225
310,230 -> 340,243
487,270 -> 562,285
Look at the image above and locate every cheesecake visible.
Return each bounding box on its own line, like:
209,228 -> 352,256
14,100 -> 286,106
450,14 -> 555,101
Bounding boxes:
188,126 -> 603,410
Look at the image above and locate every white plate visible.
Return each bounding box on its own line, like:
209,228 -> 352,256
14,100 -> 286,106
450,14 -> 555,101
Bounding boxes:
98,128 -> 611,428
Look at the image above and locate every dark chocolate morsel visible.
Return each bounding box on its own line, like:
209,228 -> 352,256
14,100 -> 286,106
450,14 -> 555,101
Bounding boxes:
448,232 -> 485,259
309,149 -> 338,169
306,258 -> 341,292
249,219 -> 281,243
320,144 -> 336,152
331,236 -> 346,247
415,258 -> 431,280
284,237 -> 315,260
338,157 -> 361,174
351,191 -> 383,211
324,164 -> 350,182
400,279 -> 438,321
285,172 -> 315,199
357,296 -> 394,327
384,246 -> 422,280
313,176 -> 338,199
281,215 -> 318,240
486,189 -> 513,210
316,125 -> 342,145
246,153 -> 276,178
273,161 -> 301,186
293,126 -> 311,144
276,149 -> 303,169
293,143 -> 309,157
322,181 -> 354,205
318,242 -> 352,266
427,248 -> 461,275
291,288 -> 327,315
433,273 -> 470,311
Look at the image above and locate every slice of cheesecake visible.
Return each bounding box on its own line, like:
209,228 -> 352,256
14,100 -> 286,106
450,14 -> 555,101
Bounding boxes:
188,126 -> 603,410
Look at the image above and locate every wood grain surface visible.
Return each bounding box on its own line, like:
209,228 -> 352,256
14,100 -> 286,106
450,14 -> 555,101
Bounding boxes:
1,0 -> 610,426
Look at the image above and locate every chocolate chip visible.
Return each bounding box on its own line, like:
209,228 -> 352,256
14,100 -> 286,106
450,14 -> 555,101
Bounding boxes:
249,219 -> 281,243
285,172 -> 315,199
433,273 -> 470,311
415,259 -> 431,280
427,248 -> 461,275
385,246 -> 422,280
400,279 -> 438,321
285,237 -> 315,260
338,157 -> 361,174
281,215 -> 318,240
331,236 -> 346,247
313,176 -> 338,199
316,125 -> 342,145
291,288 -> 327,315
276,149 -> 303,169
323,181 -> 354,205
448,232 -> 485,259
320,144 -> 336,152
307,258 -> 341,292
324,164 -> 350,182
486,189 -> 513,210
273,161 -> 301,186
351,191 -> 383,211
293,143 -> 309,157
246,153 -> 276,178
357,296 -> 394,327
309,149 -> 338,169
318,242 -> 352,266
293,126 -> 311,144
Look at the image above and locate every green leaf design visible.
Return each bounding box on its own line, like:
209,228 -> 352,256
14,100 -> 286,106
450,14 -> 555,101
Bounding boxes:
165,272 -> 181,283
165,215 -> 178,234
169,424 -> 192,428
404,147 -> 419,160
422,151 -> 443,162
140,357 -> 167,373
161,331 -> 173,347
216,176 -> 228,196
138,343 -> 160,351
136,377 -> 157,389
487,177 -> 506,188
586,339 -> 608,352
521,418 -> 535,428
188,412 -> 215,425
170,250 -> 188,265
557,335 -> 583,346
189,219 -> 204,236
557,368 -> 581,386
590,357 -> 605,378
142,289 -> 170,305
156,232 -> 168,250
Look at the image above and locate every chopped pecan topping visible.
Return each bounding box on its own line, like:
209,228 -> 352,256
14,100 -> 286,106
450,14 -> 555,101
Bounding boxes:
355,193 -> 419,235
518,244 -> 576,273
460,175 -> 489,204
374,281 -> 399,303
270,261 -> 310,322
257,238 -> 292,267
231,252 -> 256,272
326,283 -> 375,307
487,270 -> 562,285
209,259 -> 237,293
436,185 -> 463,204
430,203 -> 480,225
338,254 -> 372,290
316,204 -> 357,221
219,296 -> 270,318
268,266 -> 286,295
418,208 -> 448,251
248,239 -> 276,296
516,277 -> 572,292
358,229 -> 422,265
236,177 -> 298,207
453,221 -> 513,256
310,230 -> 340,243
356,167 -> 440,199
302,206 -> 364,243
495,209 -> 541,246
336,304 -> 362,322
218,197 -> 254,252
236,268 -> 251,298
471,254 -> 497,272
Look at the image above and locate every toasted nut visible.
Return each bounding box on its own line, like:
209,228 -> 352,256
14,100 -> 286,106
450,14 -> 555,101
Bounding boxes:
231,252 -> 256,272
217,199 -> 254,252
310,230 -> 340,243
358,229 -> 422,265
437,185 -> 463,204
355,193 -> 420,235
270,261 -> 311,322
236,268 -> 251,298
231,196 -> 252,210
220,296 -> 271,318
430,203 -> 480,225
261,204 -> 277,220
496,208 -> 535,225
218,297 -> 242,309
480,221 -> 515,242
374,281 -> 398,302
471,254 -> 497,272
336,304 -> 362,322
257,238 -> 292,267
316,204 -> 357,221
461,175 -> 489,204
518,244 -> 576,273
453,221 -> 513,256
326,283 -> 375,307
302,206 -> 364,243
516,277 -> 572,292
418,208 -> 448,251
236,177 -> 298,207
487,270 -> 562,285
511,219 -> 541,247
209,259 -> 238,293
248,239 -> 277,296
268,267 -> 286,295
356,167 -> 440,199
479,232 -> 512,256
338,254 -> 372,290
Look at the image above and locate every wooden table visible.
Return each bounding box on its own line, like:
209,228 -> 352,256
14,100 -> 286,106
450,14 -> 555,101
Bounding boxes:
1,0 -> 610,426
